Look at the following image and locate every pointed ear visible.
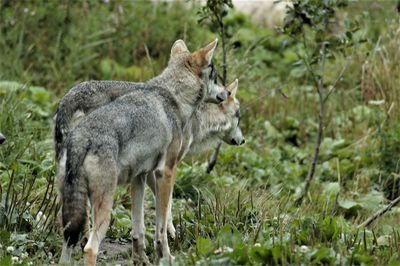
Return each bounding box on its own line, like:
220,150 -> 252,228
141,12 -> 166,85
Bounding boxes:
203,38 -> 218,65
226,79 -> 238,97
171,39 -> 189,57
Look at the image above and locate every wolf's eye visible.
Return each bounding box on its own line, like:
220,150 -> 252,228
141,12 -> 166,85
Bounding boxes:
208,63 -> 217,83
235,109 -> 241,125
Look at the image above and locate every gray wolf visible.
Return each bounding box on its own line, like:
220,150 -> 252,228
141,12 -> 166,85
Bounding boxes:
59,39 -> 220,265
56,78 -> 244,240
0,133 -> 5,144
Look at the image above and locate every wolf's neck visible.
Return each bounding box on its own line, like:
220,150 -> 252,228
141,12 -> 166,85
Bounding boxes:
147,67 -> 203,124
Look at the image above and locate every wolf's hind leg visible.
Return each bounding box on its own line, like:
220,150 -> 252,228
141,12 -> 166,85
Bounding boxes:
83,157 -> 117,266
131,173 -> 149,264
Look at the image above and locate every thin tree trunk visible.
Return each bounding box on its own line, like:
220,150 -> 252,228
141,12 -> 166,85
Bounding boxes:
206,16 -> 227,173
295,42 -> 326,205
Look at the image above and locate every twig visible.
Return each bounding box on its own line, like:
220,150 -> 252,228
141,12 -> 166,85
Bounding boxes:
295,42 -> 326,205
324,49 -> 355,103
358,195 -> 400,228
206,142 -> 222,173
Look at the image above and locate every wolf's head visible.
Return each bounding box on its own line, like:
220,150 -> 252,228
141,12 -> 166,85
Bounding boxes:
220,79 -> 245,146
0,133 -> 5,144
168,39 -> 227,104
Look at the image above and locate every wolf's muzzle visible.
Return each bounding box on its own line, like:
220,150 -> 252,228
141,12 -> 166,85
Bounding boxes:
0,133 -> 5,144
216,91 -> 228,103
231,138 -> 245,146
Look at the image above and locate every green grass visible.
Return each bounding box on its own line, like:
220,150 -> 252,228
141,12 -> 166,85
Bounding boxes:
1,1 -> 400,265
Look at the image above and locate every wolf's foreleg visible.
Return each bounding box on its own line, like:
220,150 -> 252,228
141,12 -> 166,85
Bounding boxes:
154,164 -> 176,262
131,173 -> 149,264
147,172 -> 176,239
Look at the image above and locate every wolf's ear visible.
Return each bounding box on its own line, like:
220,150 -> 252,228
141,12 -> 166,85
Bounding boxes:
202,38 -> 218,65
171,40 -> 189,57
226,79 -> 238,97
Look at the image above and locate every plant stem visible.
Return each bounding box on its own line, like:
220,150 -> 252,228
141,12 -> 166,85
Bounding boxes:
296,42 -> 326,205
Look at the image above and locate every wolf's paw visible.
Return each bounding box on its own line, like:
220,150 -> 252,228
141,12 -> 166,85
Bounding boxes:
83,246 -> 97,266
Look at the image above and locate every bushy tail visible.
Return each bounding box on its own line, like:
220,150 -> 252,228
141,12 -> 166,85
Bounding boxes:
61,139 -> 90,247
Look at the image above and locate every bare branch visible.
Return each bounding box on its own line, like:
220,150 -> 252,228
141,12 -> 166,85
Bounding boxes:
358,195 -> 400,228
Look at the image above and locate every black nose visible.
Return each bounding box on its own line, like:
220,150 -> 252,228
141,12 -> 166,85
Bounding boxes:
216,91 -> 227,102
231,138 -> 245,146
0,135 -> 5,144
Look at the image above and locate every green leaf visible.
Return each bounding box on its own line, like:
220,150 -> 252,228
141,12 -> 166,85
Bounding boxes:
311,247 -> 334,264
29,86 -> 51,106
231,243 -> 249,264
323,182 -> 340,196
289,64 -> 307,78
359,191 -> 385,210
197,237 -> 213,256
338,199 -> 360,210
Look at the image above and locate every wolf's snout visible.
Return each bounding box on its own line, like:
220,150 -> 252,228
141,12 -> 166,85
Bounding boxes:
231,138 -> 245,146
0,133 -> 5,144
216,91 -> 228,103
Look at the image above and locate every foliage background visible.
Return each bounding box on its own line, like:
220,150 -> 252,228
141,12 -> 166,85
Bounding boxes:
0,0 -> 400,265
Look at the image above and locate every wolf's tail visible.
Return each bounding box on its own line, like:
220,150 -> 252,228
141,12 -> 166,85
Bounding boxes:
61,138 -> 90,247
54,103 -> 74,161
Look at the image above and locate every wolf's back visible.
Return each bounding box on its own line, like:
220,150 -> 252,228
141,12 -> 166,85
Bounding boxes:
54,81 -> 138,160
61,135 -> 91,247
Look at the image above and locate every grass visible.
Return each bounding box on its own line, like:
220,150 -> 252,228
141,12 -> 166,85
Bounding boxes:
1,1 -> 400,265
